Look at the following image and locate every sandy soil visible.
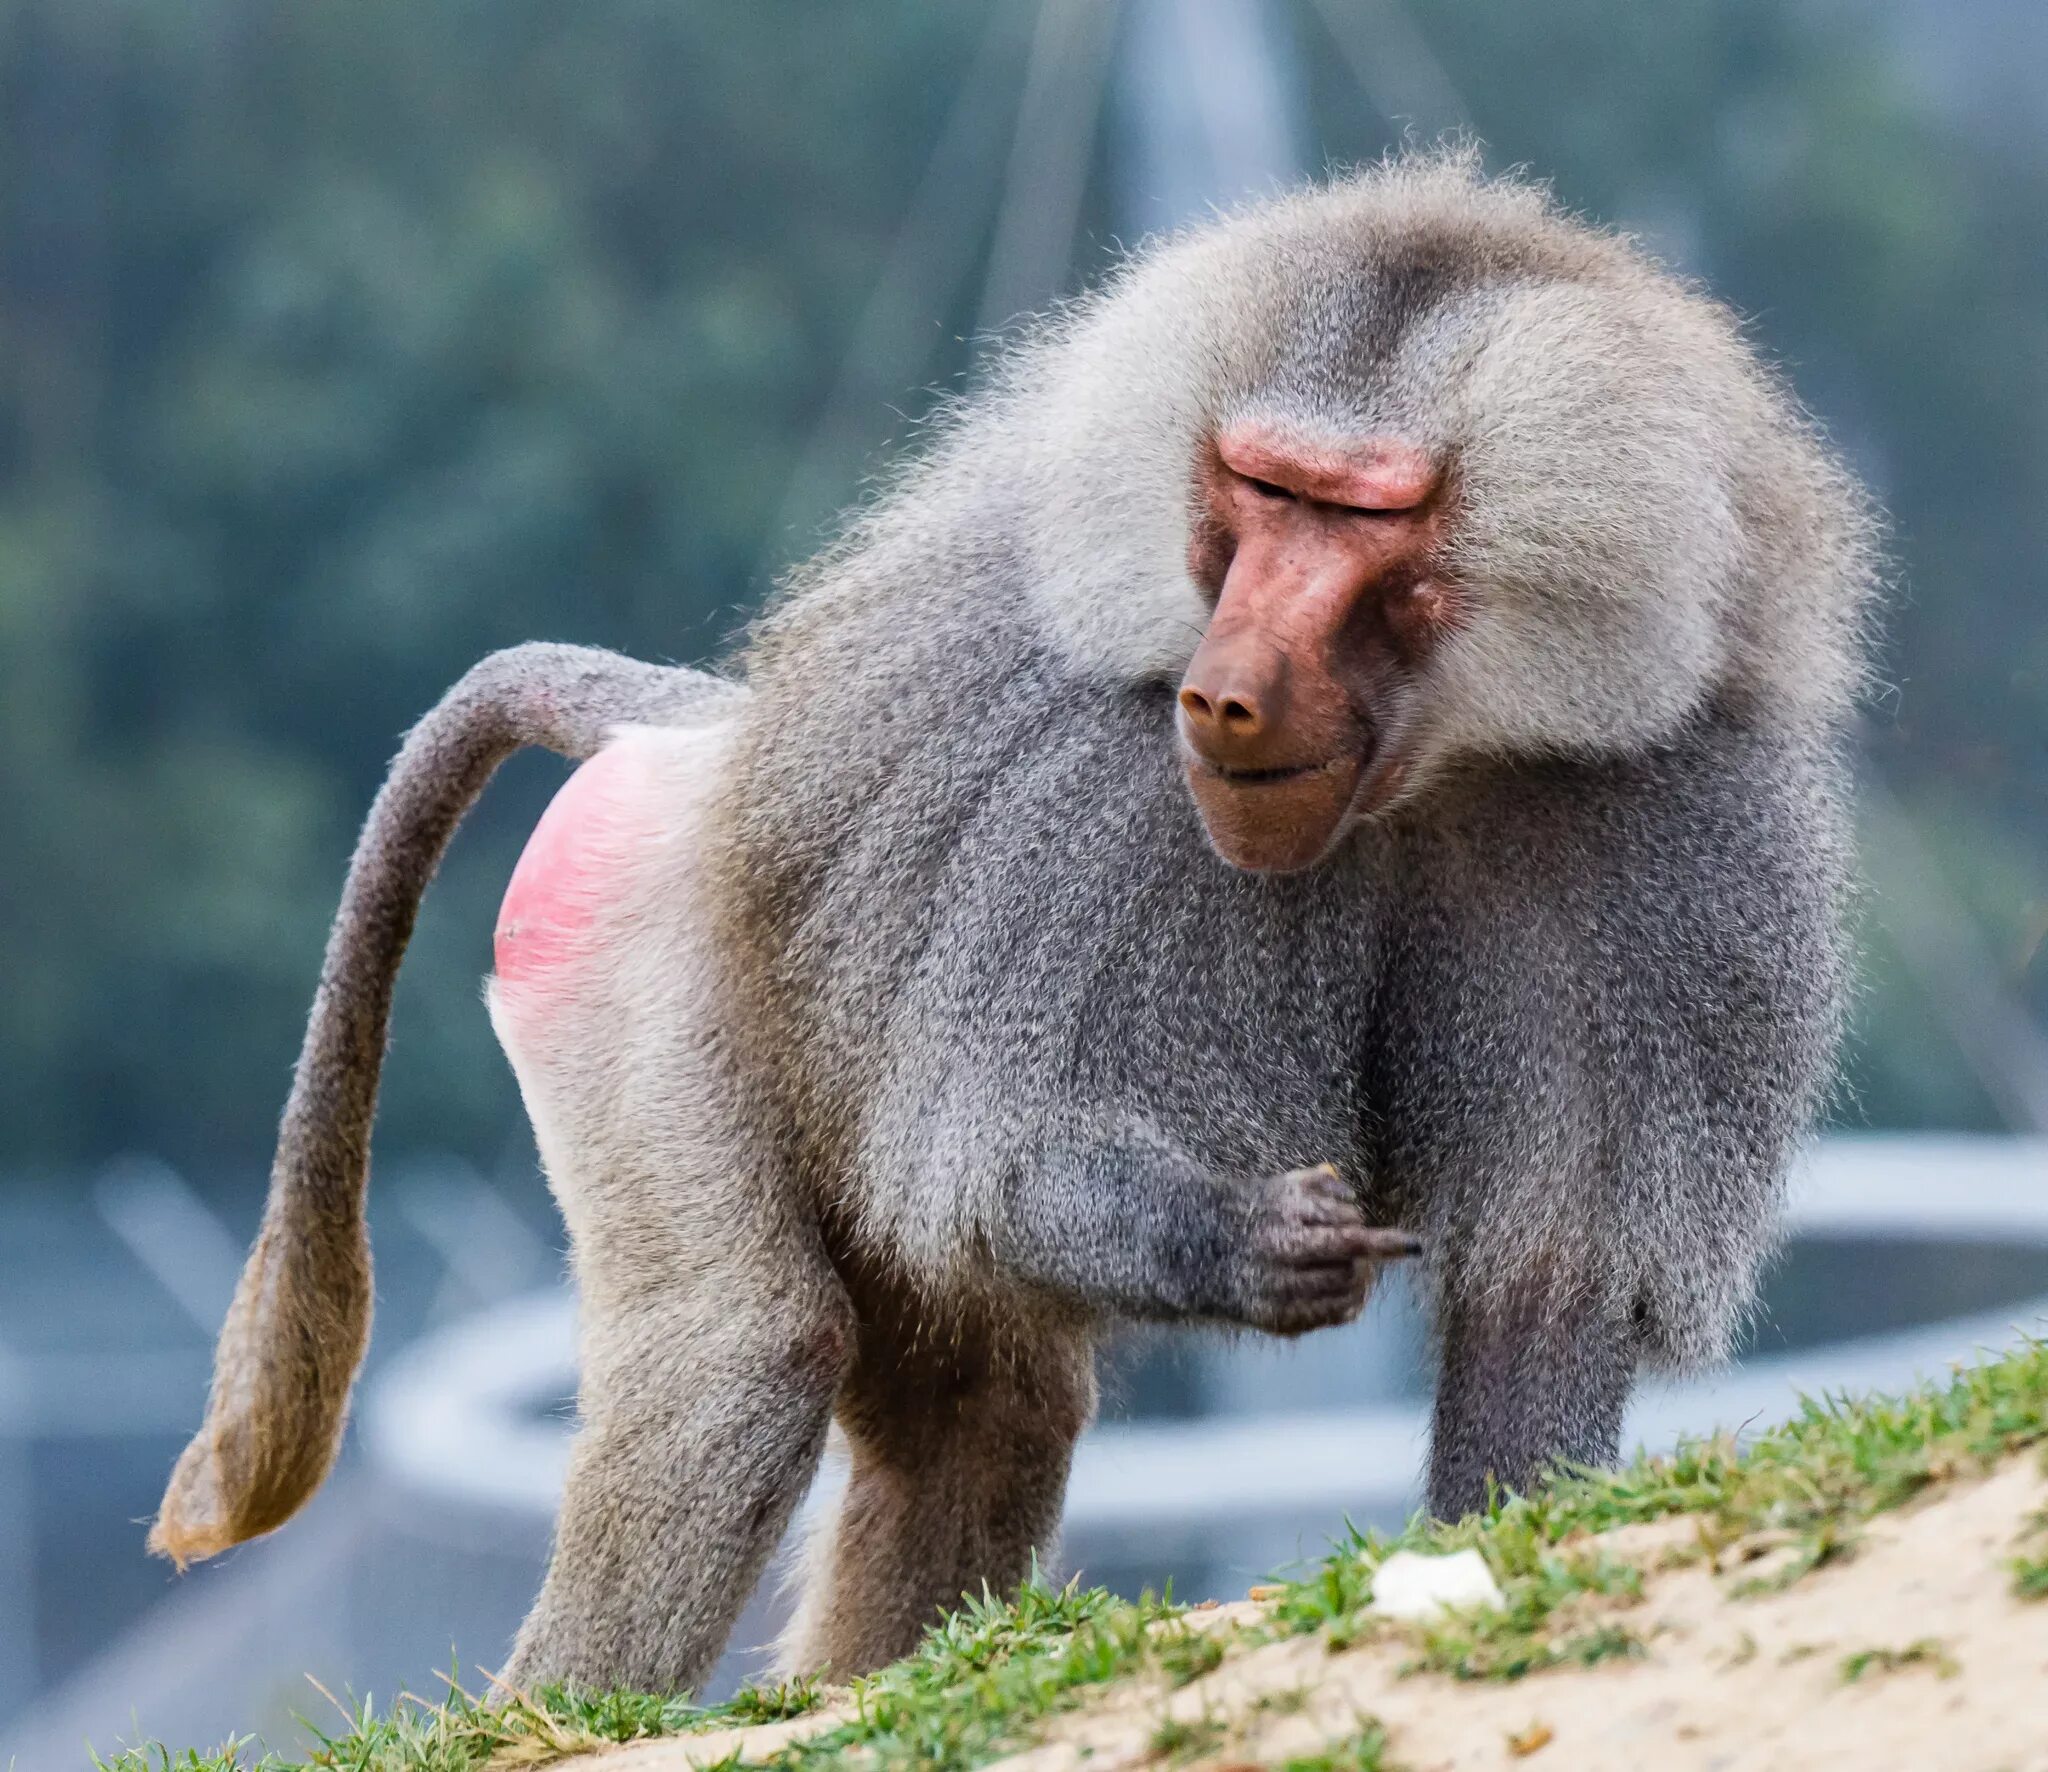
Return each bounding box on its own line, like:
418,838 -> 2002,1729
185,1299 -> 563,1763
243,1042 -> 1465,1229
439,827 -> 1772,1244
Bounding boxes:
596,1451 -> 2048,1772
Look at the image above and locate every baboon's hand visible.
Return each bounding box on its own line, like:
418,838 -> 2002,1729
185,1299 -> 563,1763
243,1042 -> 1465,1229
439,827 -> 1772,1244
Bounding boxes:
1230,1163 -> 1420,1336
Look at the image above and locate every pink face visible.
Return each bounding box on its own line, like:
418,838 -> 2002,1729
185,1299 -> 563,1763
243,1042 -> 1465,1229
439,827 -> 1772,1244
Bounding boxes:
1177,419 -> 1459,873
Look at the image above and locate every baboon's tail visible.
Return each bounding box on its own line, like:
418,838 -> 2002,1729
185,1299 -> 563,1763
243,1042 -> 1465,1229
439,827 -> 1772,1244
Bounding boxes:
151,643 -> 744,1566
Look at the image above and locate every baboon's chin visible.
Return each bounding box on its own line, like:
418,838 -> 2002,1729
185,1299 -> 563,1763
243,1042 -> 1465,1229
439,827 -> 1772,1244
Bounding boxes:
1183,752 -> 1363,874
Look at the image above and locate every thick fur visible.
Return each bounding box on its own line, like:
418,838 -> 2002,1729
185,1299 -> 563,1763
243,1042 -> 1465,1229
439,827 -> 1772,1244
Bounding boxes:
156,153 -> 1875,1694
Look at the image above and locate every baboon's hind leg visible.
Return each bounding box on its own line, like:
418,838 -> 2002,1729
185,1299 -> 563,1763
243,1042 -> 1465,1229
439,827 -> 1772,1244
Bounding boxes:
491,720 -> 852,1695
780,1316 -> 1096,1678
501,1199 -> 853,1696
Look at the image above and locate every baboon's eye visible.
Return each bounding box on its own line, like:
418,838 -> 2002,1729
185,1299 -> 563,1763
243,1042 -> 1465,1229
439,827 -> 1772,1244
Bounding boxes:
1245,475 -> 1296,501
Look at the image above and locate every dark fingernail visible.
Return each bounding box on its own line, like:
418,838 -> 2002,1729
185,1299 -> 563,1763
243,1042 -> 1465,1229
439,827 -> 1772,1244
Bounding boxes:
1364,1230 -> 1424,1258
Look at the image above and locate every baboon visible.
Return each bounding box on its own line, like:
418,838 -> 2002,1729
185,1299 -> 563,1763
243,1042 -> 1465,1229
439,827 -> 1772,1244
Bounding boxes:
152,153 -> 1876,1695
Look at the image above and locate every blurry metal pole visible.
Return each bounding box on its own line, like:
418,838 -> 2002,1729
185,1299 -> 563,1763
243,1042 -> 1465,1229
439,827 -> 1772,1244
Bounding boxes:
1110,0 -> 1471,259
92,1157 -> 243,1331
394,1157 -> 553,1323
766,5 -> 1033,555
1117,0 -> 1306,235
0,1345 -> 34,1726
973,0 -> 1121,343
1301,0 -> 1472,141
1860,772 -> 2048,1134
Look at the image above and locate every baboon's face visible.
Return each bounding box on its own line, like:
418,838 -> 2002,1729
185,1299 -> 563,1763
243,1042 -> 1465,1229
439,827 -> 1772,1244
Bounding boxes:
1177,417 -> 1455,873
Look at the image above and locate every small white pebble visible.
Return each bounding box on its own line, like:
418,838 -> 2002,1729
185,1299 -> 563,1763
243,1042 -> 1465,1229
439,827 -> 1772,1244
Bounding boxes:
1368,1548 -> 1505,1620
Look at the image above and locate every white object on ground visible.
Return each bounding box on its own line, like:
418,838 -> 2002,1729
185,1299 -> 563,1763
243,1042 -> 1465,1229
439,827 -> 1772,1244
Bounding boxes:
1368,1548 -> 1506,1619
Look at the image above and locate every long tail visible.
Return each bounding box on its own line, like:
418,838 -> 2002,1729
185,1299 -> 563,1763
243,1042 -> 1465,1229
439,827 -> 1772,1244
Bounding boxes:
151,643 -> 744,1566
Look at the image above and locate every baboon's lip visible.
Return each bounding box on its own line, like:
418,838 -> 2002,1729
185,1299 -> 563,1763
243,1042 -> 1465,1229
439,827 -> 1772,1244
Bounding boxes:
1183,749 -> 1365,873
1206,758 -> 1328,785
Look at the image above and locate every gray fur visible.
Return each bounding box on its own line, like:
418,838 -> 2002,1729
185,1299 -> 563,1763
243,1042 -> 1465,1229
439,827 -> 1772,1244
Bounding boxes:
155,152 -> 1875,1694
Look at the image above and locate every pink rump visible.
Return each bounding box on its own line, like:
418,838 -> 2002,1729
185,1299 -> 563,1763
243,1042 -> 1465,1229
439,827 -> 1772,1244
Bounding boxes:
494,741 -> 655,984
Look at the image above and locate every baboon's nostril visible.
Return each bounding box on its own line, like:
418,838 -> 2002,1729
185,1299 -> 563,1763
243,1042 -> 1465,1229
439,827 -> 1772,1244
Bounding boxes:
1180,638 -> 1286,751
1180,684 -> 1266,734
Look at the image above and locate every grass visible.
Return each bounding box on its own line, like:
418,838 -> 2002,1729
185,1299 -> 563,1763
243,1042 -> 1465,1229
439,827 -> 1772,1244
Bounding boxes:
1274,1721 -> 1398,1770
1838,1639 -> 1959,1683
92,1674 -> 825,1772
1266,1334 -> 2048,1684
1145,1708 -> 1227,1763
96,1583 -> 1180,1772
2012,1494 -> 2048,1600
1153,1619 -> 1227,1688
100,1339 -> 2048,1772
2013,1550 -> 2048,1601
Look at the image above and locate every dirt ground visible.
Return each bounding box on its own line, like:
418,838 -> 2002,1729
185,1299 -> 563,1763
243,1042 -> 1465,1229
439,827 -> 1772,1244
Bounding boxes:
595,1451 -> 2048,1772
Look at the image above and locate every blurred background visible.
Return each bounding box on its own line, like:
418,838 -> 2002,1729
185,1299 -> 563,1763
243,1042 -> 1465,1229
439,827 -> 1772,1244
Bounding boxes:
1,0 -> 2045,1761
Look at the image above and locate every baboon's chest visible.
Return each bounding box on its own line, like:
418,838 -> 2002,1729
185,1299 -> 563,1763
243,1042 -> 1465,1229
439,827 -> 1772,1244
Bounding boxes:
896,775 -> 1391,1179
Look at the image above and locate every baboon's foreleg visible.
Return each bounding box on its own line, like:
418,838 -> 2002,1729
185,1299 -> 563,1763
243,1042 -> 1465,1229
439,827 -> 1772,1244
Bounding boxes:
1426,1265 -> 1635,1521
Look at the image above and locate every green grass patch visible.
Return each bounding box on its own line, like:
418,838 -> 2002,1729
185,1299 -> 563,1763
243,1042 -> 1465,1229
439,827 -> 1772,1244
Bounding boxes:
2012,1497 -> 2048,1600
1266,1336 -> 2048,1682
1839,1639 -> 1959,1682
92,1672 -> 823,1772
1146,1707 -> 1227,1764
1153,1619 -> 1227,1688
1276,1721 -> 1398,1770
2012,1553 -> 2048,1600
101,1340 -> 2048,1772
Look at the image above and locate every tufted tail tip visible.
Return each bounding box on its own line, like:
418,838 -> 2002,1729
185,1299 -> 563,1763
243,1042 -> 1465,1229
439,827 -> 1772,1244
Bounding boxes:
148,1435 -> 244,1570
